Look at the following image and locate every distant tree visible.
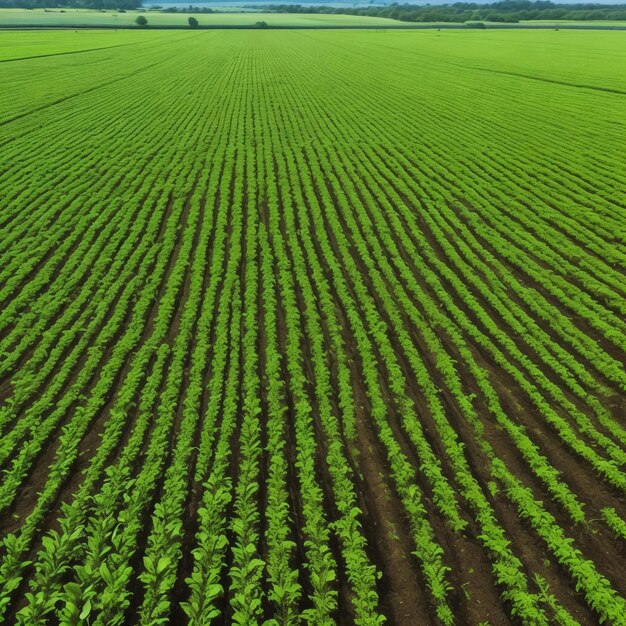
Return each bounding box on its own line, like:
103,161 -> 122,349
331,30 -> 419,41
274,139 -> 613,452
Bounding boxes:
135,14 -> 148,26
255,20 -> 269,27
188,15 -> 198,27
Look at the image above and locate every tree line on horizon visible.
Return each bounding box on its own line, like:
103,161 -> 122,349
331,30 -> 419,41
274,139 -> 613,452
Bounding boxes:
262,0 -> 626,22
1,0 -> 626,20
0,0 -> 140,9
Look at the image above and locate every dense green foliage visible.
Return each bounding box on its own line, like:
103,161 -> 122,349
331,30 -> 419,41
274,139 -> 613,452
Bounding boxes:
266,1 -> 626,22
0,0 -> 139,10
163,6 -> 217,13
0,28 -> 625,626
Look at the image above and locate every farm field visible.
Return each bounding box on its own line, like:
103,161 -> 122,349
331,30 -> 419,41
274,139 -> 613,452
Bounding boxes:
1,28 -> 626,626
0,8 -> 401,27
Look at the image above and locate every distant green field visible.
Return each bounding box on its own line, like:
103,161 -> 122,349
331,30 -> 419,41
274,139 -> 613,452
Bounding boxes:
521,19 -> 626,25
0,28 -> 170,60
0,8 -> 400,27
394,28 -> 626,91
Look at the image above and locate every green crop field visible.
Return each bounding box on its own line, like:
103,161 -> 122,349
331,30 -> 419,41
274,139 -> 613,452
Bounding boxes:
1,28 -> 626,626
0,8 -> 401,27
